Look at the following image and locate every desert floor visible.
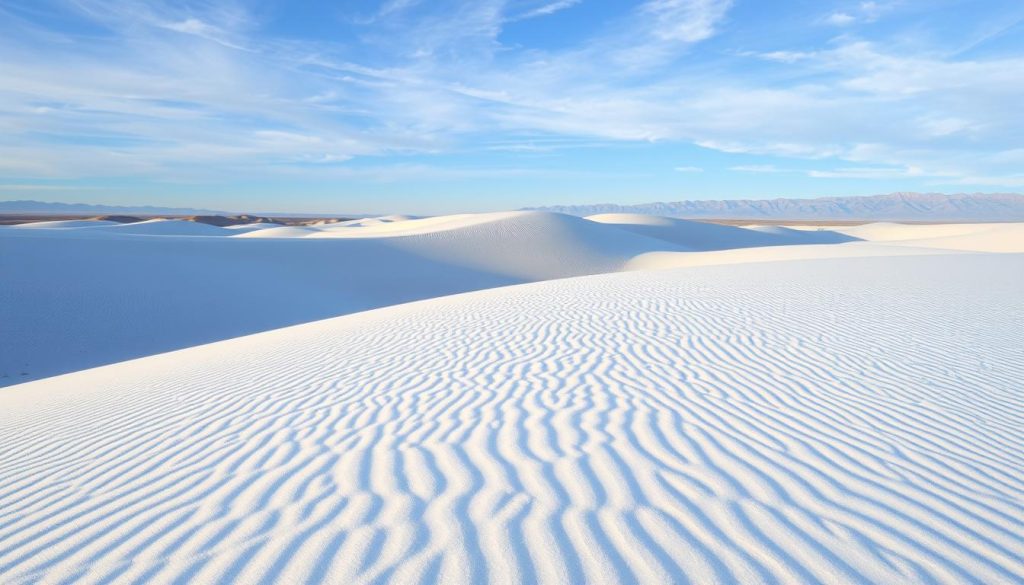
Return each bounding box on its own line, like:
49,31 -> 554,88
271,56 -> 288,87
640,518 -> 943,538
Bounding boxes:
1,214 -> 1021,584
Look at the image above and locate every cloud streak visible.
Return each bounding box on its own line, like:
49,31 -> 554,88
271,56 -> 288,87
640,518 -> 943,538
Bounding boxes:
0,0 -> 1022,194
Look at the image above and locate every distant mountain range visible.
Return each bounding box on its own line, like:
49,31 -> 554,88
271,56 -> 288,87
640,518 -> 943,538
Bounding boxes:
0,200 -> 348,218
528,192 -> 1024,221
0,200 -> 230,216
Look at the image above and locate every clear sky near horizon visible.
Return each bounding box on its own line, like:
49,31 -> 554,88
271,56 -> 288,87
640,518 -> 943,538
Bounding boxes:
1,0 -> 1022,214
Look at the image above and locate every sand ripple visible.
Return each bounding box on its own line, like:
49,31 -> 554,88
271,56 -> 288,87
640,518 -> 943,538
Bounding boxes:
1,254 -> 1022,584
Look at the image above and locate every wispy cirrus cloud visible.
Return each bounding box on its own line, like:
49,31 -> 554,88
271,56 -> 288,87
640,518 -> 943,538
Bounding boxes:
642,0 -> 733,43
0,0 -> 1022,203
511,0 -> 582,21
824,1 -> 891,27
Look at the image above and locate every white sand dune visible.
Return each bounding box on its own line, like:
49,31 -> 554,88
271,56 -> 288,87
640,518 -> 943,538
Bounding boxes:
3,215 -> 1020,386
13,219 -> 275,236
625,241 -> 958,271
10,219 -> 118,229
833,222 -> 1005,242
743,224 -> 857,245
329,214 -> 420,228
233,225 -> 323,237
585,213 -> 857,250
302,212 -> 686,277
305,212 -> 563,239
102,219 -> 238,236
835,222 -> 1024,253
1,253 -> 1021,584
0,212 -> 682,384
896,223 -> 1024,253
223,222 -> 283,231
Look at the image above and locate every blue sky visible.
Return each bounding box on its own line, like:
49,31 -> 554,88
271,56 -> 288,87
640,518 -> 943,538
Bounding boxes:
1,0 -> 1022,214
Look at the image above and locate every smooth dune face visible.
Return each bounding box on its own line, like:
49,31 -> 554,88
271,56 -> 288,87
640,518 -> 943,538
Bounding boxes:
99,218 -> 236,236
585,213 -> 797,250
9,219 -> 119,229
837,223 -> 1024,253
222,222 -> 283,230
232,225 -> 322,237
1,254 -> 1021,584
624,241 -> 957,271
833,222 -> 1008,242
743,224 -> 857,244
904,223 -> 1024,252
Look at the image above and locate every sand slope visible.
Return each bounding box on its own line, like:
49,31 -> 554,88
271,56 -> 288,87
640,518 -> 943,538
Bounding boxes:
835,222 -> 1024,253
9,219 -> 119,229
584,213 -> 802,250
0,212 -> 683,384
1,254 -> 1021,584
95,218 -> 236,236
3,216 -> 1020,386
743,225 -> 857,245
833,222 -> 1004,242
625,242 -> 958,271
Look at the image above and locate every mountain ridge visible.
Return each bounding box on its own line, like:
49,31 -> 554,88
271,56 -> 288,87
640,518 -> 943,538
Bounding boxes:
0,200 -> 229,216
0,200 -> 358,218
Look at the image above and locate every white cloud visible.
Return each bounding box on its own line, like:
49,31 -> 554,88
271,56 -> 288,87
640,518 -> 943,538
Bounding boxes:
163,18 -> 217,36
642,0 -> 734,43
826,12 -> 856,26
918,117 -> 974,138
825,1 -> 891,26
377,0 -> 423,18
807,166 -> 926,179
0,0 -> 1020,192
513,0 -> 582,21
730,164 -> 784,173
157,19 -> 250,51
753,50 -> 816,63
857,1 -> 887,22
